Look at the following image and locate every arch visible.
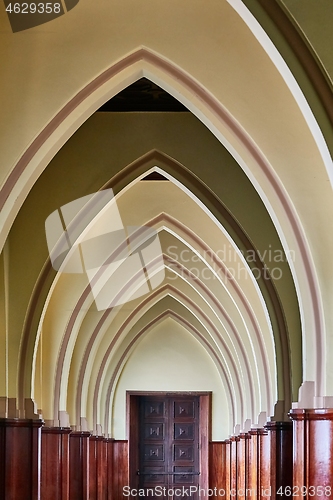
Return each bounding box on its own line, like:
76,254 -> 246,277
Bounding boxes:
89,283 -> 255,432
227,0 -> 333,183
12,48 -> 320,410
68,215 -> 276,429
105,310 -> 234,436
24,151 -> 293,428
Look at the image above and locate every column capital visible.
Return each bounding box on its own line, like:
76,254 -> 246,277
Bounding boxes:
42,426 -> 71,434
289,408 -> 333,421
265,420 -> 293,430
249,427 -> 267,436
0,417 -> 44,428
69,430 -> 91,437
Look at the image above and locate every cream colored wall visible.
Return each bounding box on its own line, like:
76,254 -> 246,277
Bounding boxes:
0,0 -> 332,420
112,318 -> 229,439
1,112 -> 300,427
14,113 -> 295,429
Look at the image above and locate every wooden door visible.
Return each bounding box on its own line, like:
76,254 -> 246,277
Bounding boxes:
138,395 -> 200,499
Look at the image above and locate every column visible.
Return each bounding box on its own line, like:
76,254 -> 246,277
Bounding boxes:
0,418 -> 43,500
247,430 -> 258,498
41,426 -> 71,500
289,409 -> 333,498
244,433 -> 251,497
96,436 -> 107,500
69,431 -> 91,500
112,440 -> 128,499
238,434 -> 248,499
89,435 -> 98,500
209,441 -> 227,497
265,421 -> 292,499
230,436 -> 239,499
225,439 -> 231,500
106,438 -> 114,500
258,428 -> 270,499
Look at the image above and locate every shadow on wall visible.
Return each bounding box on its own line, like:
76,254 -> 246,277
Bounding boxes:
3,0 -> 80,32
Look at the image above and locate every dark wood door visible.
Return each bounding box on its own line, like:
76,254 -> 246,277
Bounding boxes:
138,395 -> 200,499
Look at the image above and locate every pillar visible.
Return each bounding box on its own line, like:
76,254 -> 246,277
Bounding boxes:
247,428 -> 270,499
111,440 -> 128,499
69,431 -> 91,500
289,409 -> 333,498
225,439 -> 231,500
41,426 -> 71,500
258,428 -> 270,499
230,435 -> 239,499
238,434 -> 248,499
248,430 -> 258,498
105,438 -> 114,500
209,441 -> 227,496
96,437 -> 107,500
265,421 -> 292,499
0,418 -> 43,500
89,436 -> 98,500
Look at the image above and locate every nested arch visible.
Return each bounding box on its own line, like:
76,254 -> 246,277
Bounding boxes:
25,150 -> 294,434
10,52 -> 313,430
29,155 -> 288,434
73,219 -> 277,432
15,51 -> 308,420
0,5 -> 327,418
106,311 -> 233,437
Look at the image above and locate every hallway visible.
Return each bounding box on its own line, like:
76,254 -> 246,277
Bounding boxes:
1,0 -> 333,498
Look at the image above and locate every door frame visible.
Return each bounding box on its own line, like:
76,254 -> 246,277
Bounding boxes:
127,391 -> 212,493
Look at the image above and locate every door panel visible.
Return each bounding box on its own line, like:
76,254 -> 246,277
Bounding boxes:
138,395 -> 200,499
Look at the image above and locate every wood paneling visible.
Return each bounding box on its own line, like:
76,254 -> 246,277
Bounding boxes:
89,436 -> 108,500
238,434 -> 247,498
248,430 -> 259,498
5,411 -> 333,499
89,436 -> 98,500
266,421 -> 292,499
209,439 -> 256,498
290,409 -> 333,498
0,418 -> 43,500
112,440 -> 129,499
245,433 -> 251,497
41,427 -> 71,500
230,436 -> 239,499
209,442 -> 226,496
225,439 -> 231,500
69,431 -> 91,500
97,437 -> 108,500
106,439 -> 114,500
258,429 -> 270,499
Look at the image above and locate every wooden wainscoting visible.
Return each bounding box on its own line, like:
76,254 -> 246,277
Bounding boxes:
41,427 -> 71,500
111,440 -> 129,498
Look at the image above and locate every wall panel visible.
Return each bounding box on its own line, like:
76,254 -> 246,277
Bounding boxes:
0,418 -> 43,500
41,427 -> 71,500
69,431 -> 91,500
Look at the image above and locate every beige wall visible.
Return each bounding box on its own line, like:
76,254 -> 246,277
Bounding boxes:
0,0 -> 332,434
113,318 -> 228,439
3,111 -> 300,433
